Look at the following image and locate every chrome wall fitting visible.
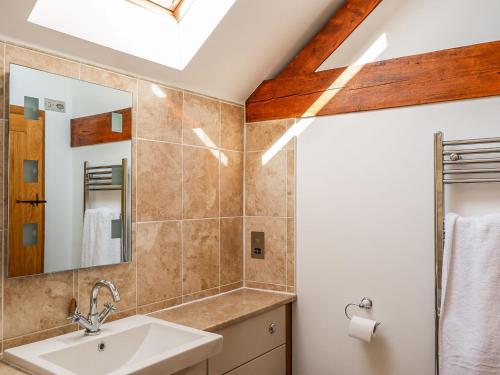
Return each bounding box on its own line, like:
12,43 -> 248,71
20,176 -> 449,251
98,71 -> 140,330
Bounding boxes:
344,297 -> 380,326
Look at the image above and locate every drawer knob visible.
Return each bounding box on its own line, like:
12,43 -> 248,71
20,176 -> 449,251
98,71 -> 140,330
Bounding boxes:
268,323 -> 277,334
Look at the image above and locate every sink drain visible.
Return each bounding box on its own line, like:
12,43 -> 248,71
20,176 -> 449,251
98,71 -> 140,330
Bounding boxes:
98,342 -> 106,352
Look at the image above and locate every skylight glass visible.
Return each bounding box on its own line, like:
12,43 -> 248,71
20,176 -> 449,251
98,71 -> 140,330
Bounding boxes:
28,0 -> 236,70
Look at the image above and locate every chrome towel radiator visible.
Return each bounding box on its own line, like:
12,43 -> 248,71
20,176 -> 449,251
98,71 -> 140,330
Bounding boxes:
434,132 -> 500,374
83,158 -> 128,262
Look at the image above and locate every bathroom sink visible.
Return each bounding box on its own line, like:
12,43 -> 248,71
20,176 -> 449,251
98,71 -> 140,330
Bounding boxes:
4,315 -> 222,375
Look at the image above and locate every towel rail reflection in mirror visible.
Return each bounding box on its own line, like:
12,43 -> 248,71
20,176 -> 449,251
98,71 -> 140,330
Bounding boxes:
434,131 -> 500,375
84,158 -> 128,262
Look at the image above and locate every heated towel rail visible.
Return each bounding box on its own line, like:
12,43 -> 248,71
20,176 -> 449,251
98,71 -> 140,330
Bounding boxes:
434,132 -> 500,375
83,158 -> 129,262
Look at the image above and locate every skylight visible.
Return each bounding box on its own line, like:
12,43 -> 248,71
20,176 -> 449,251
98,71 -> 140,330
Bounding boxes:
28,0 -> 236,70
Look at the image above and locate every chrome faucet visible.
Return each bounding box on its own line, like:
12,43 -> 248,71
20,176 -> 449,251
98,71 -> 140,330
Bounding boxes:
69,279 -> 121,336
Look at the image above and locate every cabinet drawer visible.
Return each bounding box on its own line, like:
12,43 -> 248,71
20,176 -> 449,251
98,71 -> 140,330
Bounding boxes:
173,361 -> 207,375
225,345 -> 286,375
208,306 -> 286,375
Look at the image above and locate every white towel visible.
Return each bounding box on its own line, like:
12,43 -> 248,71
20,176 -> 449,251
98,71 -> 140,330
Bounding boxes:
81,208 -> 121,268
439,213 -> 500,375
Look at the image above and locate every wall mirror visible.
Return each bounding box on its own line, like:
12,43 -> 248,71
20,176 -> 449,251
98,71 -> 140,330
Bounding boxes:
8,64 -> 132,278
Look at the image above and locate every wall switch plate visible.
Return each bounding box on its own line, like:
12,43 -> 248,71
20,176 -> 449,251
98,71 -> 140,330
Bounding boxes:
44,98 -> 66,113
251,231 -> 265,259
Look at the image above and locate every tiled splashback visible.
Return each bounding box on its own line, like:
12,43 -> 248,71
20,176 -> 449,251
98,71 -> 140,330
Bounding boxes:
0,42 -> 245,351
243,120 -> 296,293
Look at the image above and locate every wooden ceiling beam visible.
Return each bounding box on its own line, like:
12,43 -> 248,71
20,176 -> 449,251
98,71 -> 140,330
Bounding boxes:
246,41 -> 500,122
277,0 -> 382,78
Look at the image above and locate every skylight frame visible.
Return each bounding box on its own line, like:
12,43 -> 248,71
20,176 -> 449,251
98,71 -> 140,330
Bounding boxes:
128,0 -> 189,21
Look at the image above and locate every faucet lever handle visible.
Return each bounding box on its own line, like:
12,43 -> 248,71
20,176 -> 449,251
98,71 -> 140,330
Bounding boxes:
104,302 -> 117,312
68,308 -> 82,322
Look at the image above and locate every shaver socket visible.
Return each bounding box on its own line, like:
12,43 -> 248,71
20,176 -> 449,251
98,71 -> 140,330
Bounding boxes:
251,231 -> 265,259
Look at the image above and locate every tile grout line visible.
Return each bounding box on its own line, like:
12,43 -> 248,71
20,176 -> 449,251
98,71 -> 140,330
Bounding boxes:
242,114 -> 247,286
134,136 -> 243,153
133,216 -> 244,224
285,145 -> 288,288
135,78 -> 139,313
245,280 -> 289,287
293,126 -> 297,290
180,90 -> 185,299
218,101 -> 221,292
76,62 -> 82,311
2,41 -> 5,351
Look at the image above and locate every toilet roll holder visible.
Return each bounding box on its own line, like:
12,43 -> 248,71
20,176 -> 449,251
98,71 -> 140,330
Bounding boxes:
344,297 -> 381,327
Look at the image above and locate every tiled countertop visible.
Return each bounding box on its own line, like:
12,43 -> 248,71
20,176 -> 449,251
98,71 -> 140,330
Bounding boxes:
150,288 -> 296,332
1,288 -> 296,374
0,361 -> 27,374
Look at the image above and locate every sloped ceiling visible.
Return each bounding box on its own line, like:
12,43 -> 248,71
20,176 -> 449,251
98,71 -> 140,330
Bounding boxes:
0,0 -> 343,103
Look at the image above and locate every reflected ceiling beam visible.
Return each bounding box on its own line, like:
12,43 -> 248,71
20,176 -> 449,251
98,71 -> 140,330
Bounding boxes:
276,0 -> 382,78
246,41 -> 500,122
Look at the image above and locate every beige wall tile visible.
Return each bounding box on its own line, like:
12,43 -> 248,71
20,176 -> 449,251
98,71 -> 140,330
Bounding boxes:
244,281 -> 287,292
183,146 -> 219,219
183,93 -> 220,148
4,44 -> 80,118
79,65 -> 137,93
3,272 -> 74,339
287,150 -> 295,218
0,233 -> 4,341
137,297 -> 182,315
77,259 -> 136,316
182,287 -> 220,304
137,80 -> 182,142
246,119 -> 292,152
105,307 -> 136,323
220,281 -> 243,293
4,44 -> 79,79
221,103 -> 243,151
0,42 -> 5,119
287,218 -> 295,287
220,151 -> 243,217
137,140 -> 182,221
137,221 -> 182,306
220,217 -> 243,285
245,150 -> 286,217
245,217 -> 286,285
131,139 -> 137,223
0,121 -> 4,230
182,219 -> 219,295
286,120 -> 296,150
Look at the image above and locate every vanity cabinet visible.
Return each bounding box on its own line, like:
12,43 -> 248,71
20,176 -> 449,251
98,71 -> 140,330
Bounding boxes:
207,305 -> 290,375
174,361 -> 207,375
225,345 -> 286,375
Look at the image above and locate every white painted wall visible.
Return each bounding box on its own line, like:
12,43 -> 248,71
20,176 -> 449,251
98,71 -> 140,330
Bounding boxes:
294,0 -> 500,374
318,0 -> 500,71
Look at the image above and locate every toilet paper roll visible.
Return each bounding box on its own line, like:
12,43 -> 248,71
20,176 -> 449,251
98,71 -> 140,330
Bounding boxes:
348,316 -> 378,343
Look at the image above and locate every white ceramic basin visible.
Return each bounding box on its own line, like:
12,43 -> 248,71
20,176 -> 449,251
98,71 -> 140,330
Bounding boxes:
4,315 -> 222,375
